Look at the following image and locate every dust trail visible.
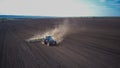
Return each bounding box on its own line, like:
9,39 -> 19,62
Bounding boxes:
27,19 -> 71,43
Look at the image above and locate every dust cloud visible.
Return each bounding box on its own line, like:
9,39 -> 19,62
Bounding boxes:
27,19 -> 72,43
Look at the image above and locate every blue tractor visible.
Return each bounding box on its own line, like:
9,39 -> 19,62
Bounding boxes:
43,36 -> 57,46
